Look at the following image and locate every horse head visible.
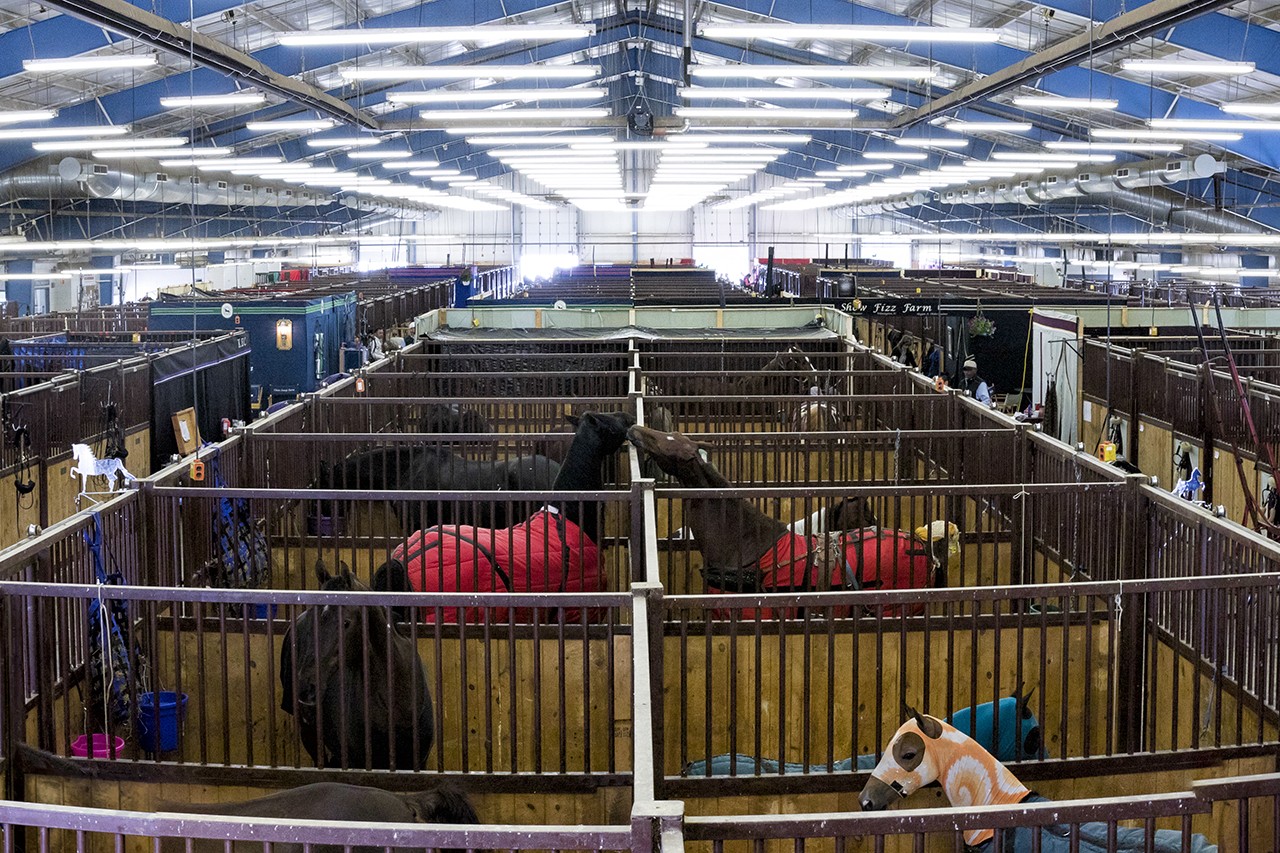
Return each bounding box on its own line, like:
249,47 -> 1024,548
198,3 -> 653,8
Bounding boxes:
761,346 -> 821,395
288,560 -> 371,711
626,424 -> 720,486
565,410 -> 636,456
403,782 -> 482,826
829,497 -> 879,530
861,704 -> 1031,839
859,706 -> 947,811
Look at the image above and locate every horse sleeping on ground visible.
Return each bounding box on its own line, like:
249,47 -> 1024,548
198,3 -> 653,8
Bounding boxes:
14,748 -> 481,853
279,561 -> 433,769
372,411 -> 635,623
157,782 -> 480,853
860,709 -> 1217,852
628,423 -> 958,616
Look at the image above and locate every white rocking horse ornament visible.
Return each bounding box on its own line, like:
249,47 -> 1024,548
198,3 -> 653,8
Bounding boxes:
70,443 -> 136,493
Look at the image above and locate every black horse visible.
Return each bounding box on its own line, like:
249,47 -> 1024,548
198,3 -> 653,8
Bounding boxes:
279,561 -> 433,769
157,782 -> 480,853
372,410 -> 635,612
14,748 -> 480,853
319,444 -> 562,532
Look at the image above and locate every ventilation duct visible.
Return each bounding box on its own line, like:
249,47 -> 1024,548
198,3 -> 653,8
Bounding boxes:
953,154 -> 1267,234
0,158 -> 440,221
836,192 -> 929,217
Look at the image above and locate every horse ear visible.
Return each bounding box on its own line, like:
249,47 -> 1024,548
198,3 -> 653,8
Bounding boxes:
914,711 -> 943,739
1014,684 -> 1037,719
314,559 -> 331,585
338,561 -> 353,580
564,413 -> 581,427
903,702 -> 942,738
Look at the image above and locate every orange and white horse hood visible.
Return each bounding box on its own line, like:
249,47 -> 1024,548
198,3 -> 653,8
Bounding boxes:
860,712 -> 1030,847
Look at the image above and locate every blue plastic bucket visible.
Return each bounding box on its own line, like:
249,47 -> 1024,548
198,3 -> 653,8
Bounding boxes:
136,691 -> 187,753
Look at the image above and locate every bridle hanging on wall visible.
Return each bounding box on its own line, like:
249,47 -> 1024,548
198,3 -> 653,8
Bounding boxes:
2,396 -> 36,507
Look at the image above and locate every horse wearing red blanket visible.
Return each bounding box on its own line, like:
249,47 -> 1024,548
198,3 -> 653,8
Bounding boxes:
373,411 -> 634,623
628,423 -> 958,617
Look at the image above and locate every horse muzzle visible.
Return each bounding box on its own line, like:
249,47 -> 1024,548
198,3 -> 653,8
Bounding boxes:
858,777 -> 903,811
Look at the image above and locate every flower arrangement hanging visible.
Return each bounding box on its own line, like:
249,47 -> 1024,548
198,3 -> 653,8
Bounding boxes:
968,312 -> 996,338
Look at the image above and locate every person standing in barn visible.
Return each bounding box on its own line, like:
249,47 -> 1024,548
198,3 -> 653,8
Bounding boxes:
955,359 -> 991,404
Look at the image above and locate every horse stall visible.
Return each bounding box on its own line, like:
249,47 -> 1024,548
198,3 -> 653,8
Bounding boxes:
5,304 -> 1280,853
0,331 -> 248,551
1070,315 -> 1280,536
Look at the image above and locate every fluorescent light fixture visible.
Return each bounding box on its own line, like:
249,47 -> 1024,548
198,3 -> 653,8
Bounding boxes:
344,65 -> 600,82
115,263 -> 180,272
388,88 -> 605,104
945,121 -> 1032,132
1012,95 -> 1118,110
346,150 -> 414,160
1045,141 -> 1182,152
862,151 -> 928,160
381,159 -> 442,168
570,141 -> 704,151
675,107 -> 857,119
1090,128 -> 1242,141
409,168 -> 461,176
449,126 -> 595,135
93,146 -> 234,159
499,148 -> 622,157
432,174 -> 475,182
419,108 -> 609,121
1121,59 -> 1254,75
0,124 -> 128,141
247,119 -> 336,132
279,24 -> 593,46
679,86 -> 890,100
0,272 -> 75,280
895,137 -> 968,148
189,157 -> 284,168
699,24 -> 1000,43
24,55 -> 157,73
306,136 -> 386,147
160,92 -> 266,108
1148,118 -> 1280,131
0,109 -> 57,124
690,64 -> 935,80
990,151 -> 1113,162
34,136 -> 186,151
1222,102 -> 1280,115
466,134 -> 614,145
664,132 -> 811,144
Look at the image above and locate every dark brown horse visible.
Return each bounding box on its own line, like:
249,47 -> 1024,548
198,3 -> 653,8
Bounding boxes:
157,782 -> 481,853
279,562 -> 433,769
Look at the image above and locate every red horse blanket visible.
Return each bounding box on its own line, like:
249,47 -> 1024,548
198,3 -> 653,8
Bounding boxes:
393,510 -> 604,623
702,527 -> 934,618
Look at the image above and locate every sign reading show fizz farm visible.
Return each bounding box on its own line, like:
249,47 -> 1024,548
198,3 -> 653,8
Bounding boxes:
840,298 -> 941,316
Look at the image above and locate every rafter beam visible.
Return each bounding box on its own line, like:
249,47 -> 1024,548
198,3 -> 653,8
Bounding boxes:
890,0 -> 1238,129
37,0 -> 376,128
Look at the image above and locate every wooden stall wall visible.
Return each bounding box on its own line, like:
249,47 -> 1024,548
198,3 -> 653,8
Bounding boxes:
677,755 -> 1275,853
662,621 -> 1110,779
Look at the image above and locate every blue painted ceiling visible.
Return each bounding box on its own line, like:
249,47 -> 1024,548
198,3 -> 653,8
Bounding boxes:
2,0 -> 1280,239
